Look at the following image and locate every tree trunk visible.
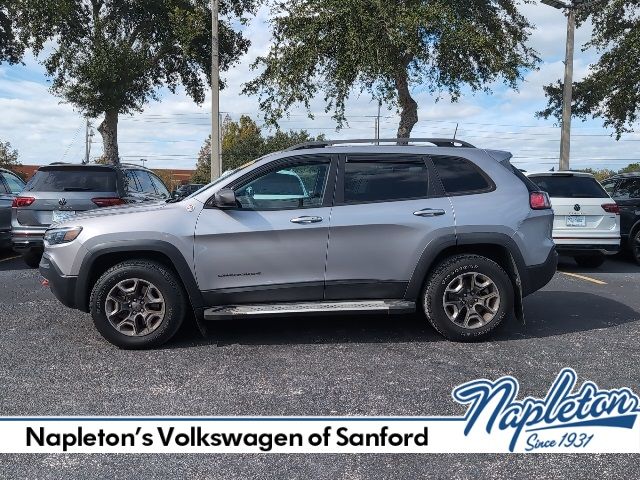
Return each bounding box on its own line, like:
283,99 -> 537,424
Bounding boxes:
98,110 -> 120,164
395,70 -> 418,142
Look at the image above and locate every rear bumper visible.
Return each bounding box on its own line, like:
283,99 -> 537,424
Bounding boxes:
522,248 -> 558,297
554,235 -> 620,256
12,227 -> 47,253
39,253 -> 78,309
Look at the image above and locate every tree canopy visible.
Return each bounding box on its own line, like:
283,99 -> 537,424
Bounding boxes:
538,1 -> 640,138
244,0 -> 539,138
192,115 -> 324,183
17,0 -> 257,163
0,1 -> 24,64
0,140 -> 20,170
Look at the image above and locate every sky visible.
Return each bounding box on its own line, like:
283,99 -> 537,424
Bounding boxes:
1,1 -> 639,173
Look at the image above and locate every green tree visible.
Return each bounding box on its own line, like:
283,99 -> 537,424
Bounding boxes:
0,140 -> 20,170
537,1 -> 640,138
18,0 -> 257,164
191,115 -> 323,183
244,0 -> 539,138
0,1 -> 24,64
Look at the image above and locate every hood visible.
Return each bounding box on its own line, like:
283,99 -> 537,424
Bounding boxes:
61,200 -> 169,223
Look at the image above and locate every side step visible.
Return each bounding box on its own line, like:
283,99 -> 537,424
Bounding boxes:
203,300 -> 416,321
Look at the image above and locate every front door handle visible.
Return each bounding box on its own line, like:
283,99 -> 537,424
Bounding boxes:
413,208 -> 446,217
290,216 -> 323,224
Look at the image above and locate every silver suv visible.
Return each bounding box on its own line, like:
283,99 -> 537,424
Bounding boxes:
39,139 -> 557,348
12,163 -> 170,267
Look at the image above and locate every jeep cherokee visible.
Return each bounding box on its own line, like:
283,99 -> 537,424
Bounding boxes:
39,138 -> 557,348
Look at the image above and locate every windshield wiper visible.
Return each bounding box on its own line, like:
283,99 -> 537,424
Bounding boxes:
62,187 -> 92,191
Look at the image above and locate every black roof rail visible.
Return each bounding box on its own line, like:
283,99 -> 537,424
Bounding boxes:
285,138 -> 475,151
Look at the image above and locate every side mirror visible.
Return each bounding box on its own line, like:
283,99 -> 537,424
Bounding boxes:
213,188 -> 237,209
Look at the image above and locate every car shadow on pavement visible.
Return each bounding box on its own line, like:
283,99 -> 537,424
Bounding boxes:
494,290 -> 639,341
166,290 -> 639,349
0,254 -> 29,272
558,253 -> 640,274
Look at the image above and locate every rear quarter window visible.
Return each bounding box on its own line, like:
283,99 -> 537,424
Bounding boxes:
432,156 -> 492,194
529,175 -> 609,199
24,168 -> 117,193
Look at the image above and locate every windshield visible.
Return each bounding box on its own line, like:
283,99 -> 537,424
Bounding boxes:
529,175 -> 609,199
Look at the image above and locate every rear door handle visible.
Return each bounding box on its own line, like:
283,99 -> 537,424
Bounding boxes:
413,208 -> 446,217
290,216 -> 323,224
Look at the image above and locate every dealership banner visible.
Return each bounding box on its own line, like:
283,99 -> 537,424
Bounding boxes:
1,369 -> 638,454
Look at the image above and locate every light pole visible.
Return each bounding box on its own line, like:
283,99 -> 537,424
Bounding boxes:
210,0 -> 221,182
541,0 -> 598,171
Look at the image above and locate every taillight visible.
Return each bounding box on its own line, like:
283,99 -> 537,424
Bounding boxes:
530,191 -> 551,210
91,197 -> 125,207
11,196 -> 35,208
602,203 -> 620,214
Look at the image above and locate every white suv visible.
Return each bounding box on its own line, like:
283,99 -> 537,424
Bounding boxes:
527,171 -> 620,268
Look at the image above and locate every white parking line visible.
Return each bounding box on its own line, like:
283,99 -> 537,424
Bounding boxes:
558,271 -> 608,285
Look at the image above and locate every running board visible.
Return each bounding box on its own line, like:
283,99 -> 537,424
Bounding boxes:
203,300 -> 416,321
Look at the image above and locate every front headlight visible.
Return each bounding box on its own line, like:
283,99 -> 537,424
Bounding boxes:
44,226 -> 83,245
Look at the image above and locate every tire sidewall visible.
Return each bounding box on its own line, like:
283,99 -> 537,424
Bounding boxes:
424,255 -> 513,341
90,262 -> 185,349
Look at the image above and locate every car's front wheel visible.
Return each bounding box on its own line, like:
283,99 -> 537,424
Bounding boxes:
422,254 -> 513,342
90,260 -> 187,349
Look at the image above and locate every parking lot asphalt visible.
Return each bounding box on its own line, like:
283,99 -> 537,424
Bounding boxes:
0,249 -> 639,478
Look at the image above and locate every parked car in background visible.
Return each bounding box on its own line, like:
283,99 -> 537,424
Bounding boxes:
0,167 -> 26,249
601,172 -> 640,264
39,138 -> 557,348
527,171 -> 620,268
12,163 -> 170,267
171,183 -> 205,200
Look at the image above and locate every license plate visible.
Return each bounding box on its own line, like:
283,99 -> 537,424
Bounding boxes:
566,215 -> 586,227
51,210 -> 76,223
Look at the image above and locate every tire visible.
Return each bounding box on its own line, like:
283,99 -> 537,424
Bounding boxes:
574,254 -> 605,268
422,254 -> 513,342
631,230 -> 640,266
22,250 -> 43,268
89,260 -> 187,349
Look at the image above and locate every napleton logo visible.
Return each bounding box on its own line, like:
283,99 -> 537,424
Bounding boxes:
452,368 -> 640,452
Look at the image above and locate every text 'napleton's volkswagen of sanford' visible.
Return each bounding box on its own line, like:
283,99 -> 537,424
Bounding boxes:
39,138 -> 558,349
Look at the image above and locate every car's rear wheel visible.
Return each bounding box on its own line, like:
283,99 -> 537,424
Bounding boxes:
90,260 -> 186,349
422,254 -> 513,342
574,254 -> 605,268
632,230 -> 640,266
22,250 -> 42,268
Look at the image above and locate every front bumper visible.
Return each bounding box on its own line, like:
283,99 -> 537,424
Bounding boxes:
522,248 -> 558,297
39,253 -> 78,309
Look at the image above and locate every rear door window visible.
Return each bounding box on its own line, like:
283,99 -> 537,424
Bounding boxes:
133,171 -> 156,195
1,172 -> 24,193
343,157 -> 429,203
149,173 -> 169,197
529,175 -> 609,198
432,156 -> 492,194
23,168 -> 117,192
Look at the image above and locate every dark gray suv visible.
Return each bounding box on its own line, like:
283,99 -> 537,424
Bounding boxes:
12,163 -> 170,267
0,167 -> 26,249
